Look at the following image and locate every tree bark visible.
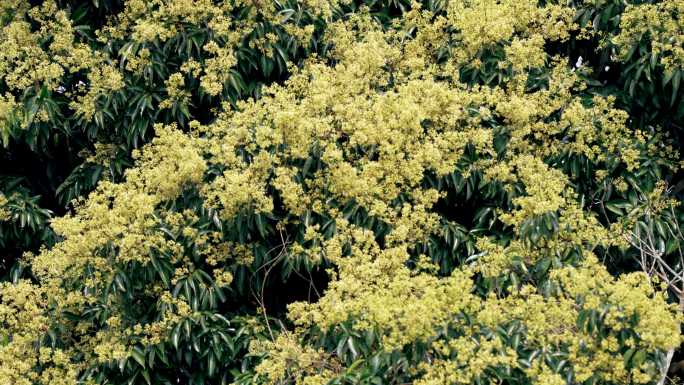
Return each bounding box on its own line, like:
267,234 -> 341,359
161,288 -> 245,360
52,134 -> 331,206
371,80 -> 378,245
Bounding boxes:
658,296 -> 684,385
659,350 -> 675,385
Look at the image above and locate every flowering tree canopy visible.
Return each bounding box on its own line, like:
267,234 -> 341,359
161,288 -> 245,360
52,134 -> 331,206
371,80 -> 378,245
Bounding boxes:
1,1 -> 684,385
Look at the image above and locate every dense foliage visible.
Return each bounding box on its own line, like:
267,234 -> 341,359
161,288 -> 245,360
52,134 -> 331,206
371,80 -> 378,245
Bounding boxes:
1,1 -> 684,385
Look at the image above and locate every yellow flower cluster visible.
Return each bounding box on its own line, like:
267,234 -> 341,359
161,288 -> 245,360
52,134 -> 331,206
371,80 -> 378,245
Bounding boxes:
159,72 -> 190,110
93,0 -> 348,97
0,0 -> 126,125
251,333 -> 341,385
417,256 -> 680,385
0,1 -> 67,91
0,281 -> 79,385
0,194 -> 9,221
445,0 -> 573,67
614,0 -> 684,70
0,93 -> 20,144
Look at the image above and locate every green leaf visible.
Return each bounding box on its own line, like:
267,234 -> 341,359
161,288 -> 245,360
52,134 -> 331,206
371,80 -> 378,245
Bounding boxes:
623,348 -> 635,368
130,347 -> 146,368
172,325 -> 181,350
208,353 -> 216,377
